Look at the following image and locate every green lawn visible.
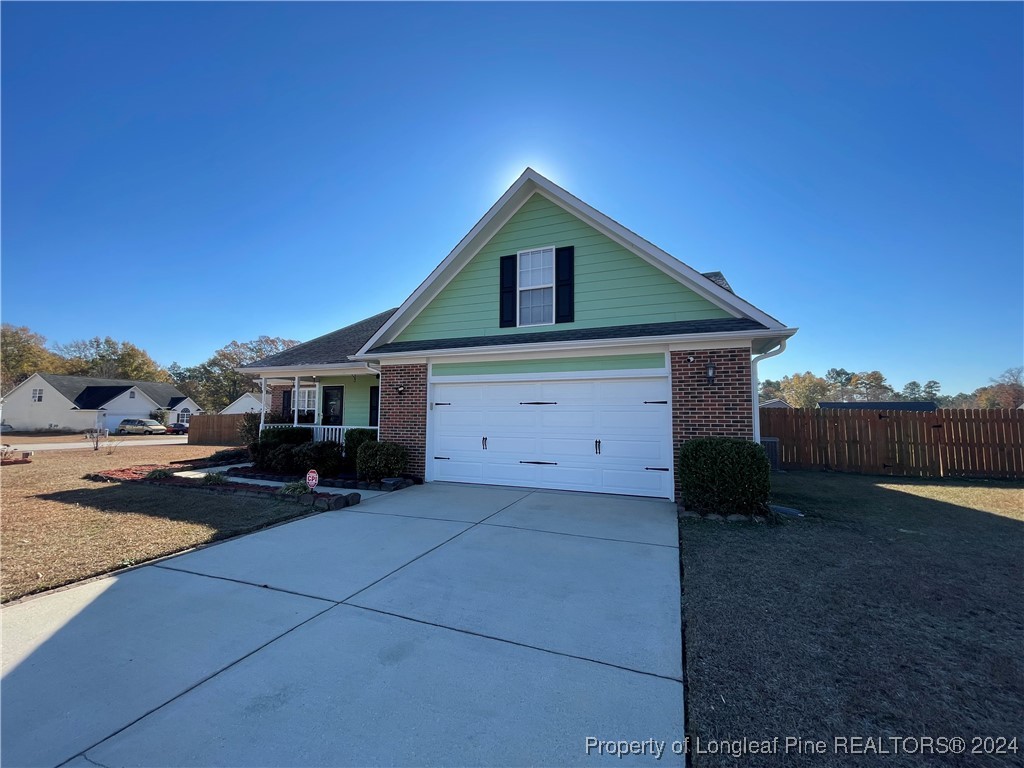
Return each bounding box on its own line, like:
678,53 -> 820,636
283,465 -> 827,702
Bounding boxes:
680,472 -> 1023,767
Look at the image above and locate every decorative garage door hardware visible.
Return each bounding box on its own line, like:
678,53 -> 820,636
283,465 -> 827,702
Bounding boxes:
595,439 -> 601,454
482,437 -> 488,450
520,460 -> 558,465
519,401 -> 557,405
644,400 -> 668,404
645,467 -> 670,471
434,456 -> 450,460
434,402 -> 451,406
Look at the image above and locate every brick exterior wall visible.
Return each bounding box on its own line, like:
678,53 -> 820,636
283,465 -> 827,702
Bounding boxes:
671,348 -> 753,497
378,363 -> 428,481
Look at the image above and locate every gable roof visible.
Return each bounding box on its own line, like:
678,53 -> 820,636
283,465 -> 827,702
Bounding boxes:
359,168 -> 791,355
36,374 -> 191,410
243,309 -> 398,369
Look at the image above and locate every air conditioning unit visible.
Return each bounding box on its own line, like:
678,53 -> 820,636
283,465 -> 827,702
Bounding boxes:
760,437 -> 780,471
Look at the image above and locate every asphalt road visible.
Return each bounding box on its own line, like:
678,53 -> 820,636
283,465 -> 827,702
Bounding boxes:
5,436 -> 189,451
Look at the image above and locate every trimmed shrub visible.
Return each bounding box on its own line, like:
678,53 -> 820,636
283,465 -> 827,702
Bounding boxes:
201,472 -> 229,485
291,441 -> 344,477
343,428 -> 377,461
145,469 -> 173,480
679,437 -> 770,516
278,480 -> 310,496
357,441 -> 408,482
260,427 -> 313,446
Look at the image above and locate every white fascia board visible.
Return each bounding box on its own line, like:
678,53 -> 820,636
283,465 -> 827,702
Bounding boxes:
359,173 -> 540,354
357,328 -> 796,364
358,169 -> 789,355
234,363 -> 374,378
420,345 -> 672,366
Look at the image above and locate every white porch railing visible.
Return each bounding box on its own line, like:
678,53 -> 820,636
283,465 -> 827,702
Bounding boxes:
260,423 -> 378,445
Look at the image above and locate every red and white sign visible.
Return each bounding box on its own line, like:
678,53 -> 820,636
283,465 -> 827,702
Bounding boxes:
305,469 -> 319,490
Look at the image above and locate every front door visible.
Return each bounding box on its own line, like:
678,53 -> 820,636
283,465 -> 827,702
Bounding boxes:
322,386 -> 345,425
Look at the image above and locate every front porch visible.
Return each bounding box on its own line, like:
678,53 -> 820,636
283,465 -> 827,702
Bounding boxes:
254,369 -> 381,444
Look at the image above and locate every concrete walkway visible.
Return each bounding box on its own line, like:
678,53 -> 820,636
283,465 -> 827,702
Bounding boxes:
171,464 -> 387,499
1,483 -> 683,767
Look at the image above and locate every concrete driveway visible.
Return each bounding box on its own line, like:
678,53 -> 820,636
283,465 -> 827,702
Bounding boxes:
2,484 -> 683,767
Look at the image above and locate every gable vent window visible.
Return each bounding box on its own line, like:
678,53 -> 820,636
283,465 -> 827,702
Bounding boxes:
129,391 -> 136,399
31,388 -> 43,402
518,247 -> 555,326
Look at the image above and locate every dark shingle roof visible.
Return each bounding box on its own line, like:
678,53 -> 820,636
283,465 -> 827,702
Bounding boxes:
701,271 -> 734,293
244,309 -> 398,368
818,401 -> 938,412
37,374 -> 191,410
369,317 -> 767,355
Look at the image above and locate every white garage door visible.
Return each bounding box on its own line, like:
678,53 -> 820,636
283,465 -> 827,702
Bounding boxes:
429,377 -> 673,498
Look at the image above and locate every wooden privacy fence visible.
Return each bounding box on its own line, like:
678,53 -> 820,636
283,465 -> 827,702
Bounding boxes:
760,408 -> 1024,479
187,414 -> 246,446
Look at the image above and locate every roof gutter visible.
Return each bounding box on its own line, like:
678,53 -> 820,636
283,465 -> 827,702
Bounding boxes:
351,328 -> 797,362
751,339 -> 788,444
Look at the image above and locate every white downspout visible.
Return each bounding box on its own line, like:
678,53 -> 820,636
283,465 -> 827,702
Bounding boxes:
751,339 -> 787,444
259,377 -> 266,434
293,376 -> 300,427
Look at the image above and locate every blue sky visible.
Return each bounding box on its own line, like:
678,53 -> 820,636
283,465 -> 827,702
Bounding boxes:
2,2 -> 1021,395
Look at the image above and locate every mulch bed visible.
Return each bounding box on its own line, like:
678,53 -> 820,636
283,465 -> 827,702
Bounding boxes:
83,465 -> 337,502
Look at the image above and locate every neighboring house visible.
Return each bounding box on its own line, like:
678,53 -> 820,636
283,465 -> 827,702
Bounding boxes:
220,392 -> 268,415
242,169 -> 796,500
2,373 -> 203,432
818,401 -> 938,412
759,398 -> 792,409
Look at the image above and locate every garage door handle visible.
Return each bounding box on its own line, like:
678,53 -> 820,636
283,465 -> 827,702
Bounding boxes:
519,401 -> 557,405
594,439 -> 601,455
482,437 -> 487,450
520,460 -> 557,465
644,467 -> 670,471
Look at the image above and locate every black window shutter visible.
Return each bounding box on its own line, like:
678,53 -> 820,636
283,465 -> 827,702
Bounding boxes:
282,389 -> 292,419
499,254 -> 517,327
555,246 -> 575,324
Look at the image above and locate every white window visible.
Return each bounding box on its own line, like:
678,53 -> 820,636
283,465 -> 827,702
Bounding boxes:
31,388 -> 43,402
297,388 -> 317,412
178,408 -> 191,424
518,247 -> 554,326
129,391 -> 136,399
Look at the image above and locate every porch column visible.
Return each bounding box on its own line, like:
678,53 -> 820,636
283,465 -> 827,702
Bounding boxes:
259,377 -> 266,430
293,376 -> 300,426
314,377 -> 321,425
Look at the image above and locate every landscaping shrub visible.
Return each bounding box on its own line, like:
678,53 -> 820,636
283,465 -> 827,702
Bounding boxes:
291,441 -> 344,476
678,437 -> 770,516
145,469 -> 173,480
207,447 -> 250,465
260,427 -> 313,446
201,472 -> 229,485
343,428 -> 377,461
278,480 -> 311,496
238,412 -> 261,446
357,441 -> 407,482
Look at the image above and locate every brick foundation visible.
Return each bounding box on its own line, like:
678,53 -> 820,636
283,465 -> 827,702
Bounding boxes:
671,348 -> 753,497
378,363 -> 428,481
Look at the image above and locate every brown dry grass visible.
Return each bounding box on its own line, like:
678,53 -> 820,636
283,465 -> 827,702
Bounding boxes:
1,445 -> 305,603
681,472 -> 1024,768
4,433 -> 185,445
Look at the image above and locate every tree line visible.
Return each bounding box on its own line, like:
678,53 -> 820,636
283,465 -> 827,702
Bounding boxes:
760,367 -> 1024,410
0,324 -> 297,413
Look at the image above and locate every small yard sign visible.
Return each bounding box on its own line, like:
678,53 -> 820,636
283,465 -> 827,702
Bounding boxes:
305,469 -> 319,490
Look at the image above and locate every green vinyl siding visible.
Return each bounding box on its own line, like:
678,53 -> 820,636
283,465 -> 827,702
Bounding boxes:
396,193 -> 730,343
431,354 -> 667,377
320,375 -> 377,426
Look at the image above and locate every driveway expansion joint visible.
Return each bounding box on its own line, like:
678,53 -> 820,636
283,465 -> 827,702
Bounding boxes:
152,564 -> 339,605
342,603 -> 684,684
479,520 -> 679,549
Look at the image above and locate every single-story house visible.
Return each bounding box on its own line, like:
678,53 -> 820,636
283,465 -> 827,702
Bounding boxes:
818,401 -> 937,412
220,392 -> 268,415
242,169 -> 797,500
2,373 -> 203,433
759,398 -> 792,409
